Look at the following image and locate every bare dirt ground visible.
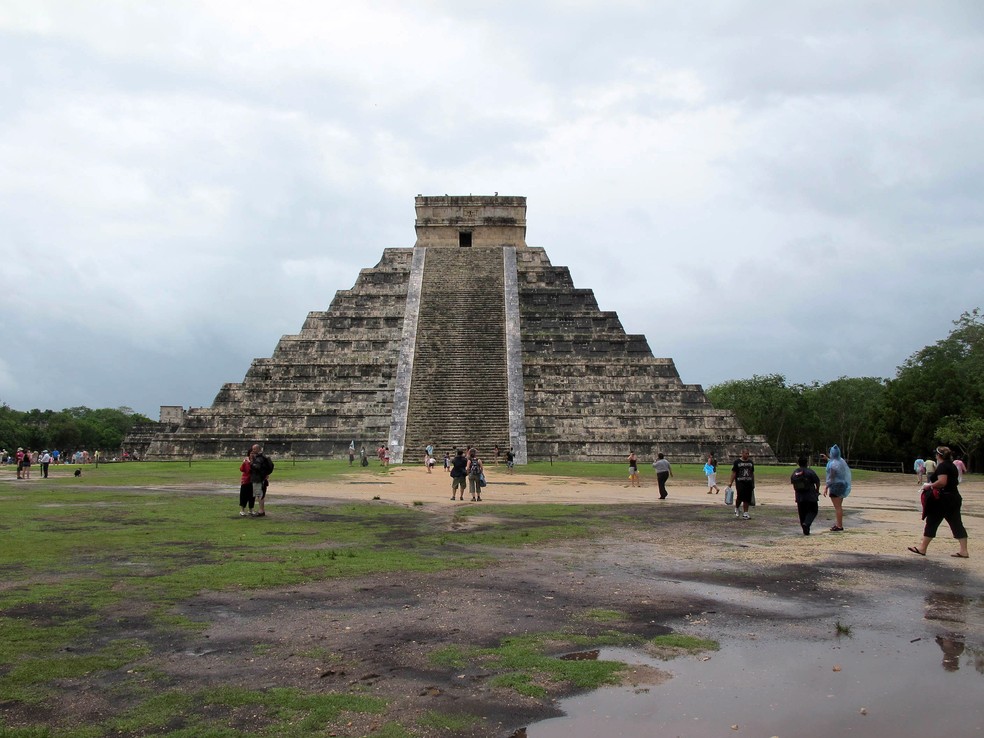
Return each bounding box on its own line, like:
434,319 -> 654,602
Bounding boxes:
7,468 -> 983,737
173,468 -> 983,736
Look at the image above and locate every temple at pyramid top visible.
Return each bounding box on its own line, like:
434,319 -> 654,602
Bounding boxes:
413,195 -> 528,249
128,194 -> 774,465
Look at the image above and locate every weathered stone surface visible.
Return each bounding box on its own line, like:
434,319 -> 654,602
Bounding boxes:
131,195 -> 774,463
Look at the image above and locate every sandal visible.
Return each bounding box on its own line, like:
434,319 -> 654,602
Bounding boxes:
830,526 -> 844,532
907,546 -> 926,556
951,553 -> 969,558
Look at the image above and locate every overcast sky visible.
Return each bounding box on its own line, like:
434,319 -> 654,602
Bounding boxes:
2,1 -> 982,418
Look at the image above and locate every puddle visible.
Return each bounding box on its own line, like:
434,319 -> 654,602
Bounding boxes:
524,590 -> 984,738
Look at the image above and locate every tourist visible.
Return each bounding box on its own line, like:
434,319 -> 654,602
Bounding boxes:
424,443 -> 434,473
824,444 -> 852,531
628,451 -> 640,487
360,446 -> 368,467
914,457 -> 926,485
790,456 -> 822,535
467,449 -> 484,502
20,449 -> 32,480
953,456 -> 967,484
239,447 -> 256,517
16,448 -> 24,479
450,449 -> 468,501
652,453 -> 672,499
924,453 -> 937,482
250,444 -> 274,517
908,446 -> 969,559
494,445 -> 501,465
704,454 -> 719,494
348,441 -> 355,466
443,451 -> 451,472
39,450 -> 52,479
728,449 -> 755,519
506,447 -> 515,472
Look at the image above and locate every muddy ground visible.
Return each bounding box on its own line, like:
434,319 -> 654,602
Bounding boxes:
8,469 -> 984,736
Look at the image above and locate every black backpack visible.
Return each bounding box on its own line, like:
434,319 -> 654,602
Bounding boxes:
791,469 -> 812,493
253,454 -> 275,477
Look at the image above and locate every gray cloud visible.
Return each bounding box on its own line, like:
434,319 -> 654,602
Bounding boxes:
1,1 -> 981,417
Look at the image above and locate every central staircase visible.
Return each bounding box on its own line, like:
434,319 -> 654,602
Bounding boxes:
402,248 -> 510,457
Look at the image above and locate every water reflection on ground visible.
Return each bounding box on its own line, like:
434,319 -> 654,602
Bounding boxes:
525,587 -> 983,738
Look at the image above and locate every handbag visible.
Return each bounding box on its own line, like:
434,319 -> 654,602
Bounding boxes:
479,472 -> 487,488
724,486 -> 734,506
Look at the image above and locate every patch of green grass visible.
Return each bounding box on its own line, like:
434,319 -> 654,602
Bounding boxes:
835,620 -> 852,637
418,710 -> 480,731
580,608 -> 626,622
1,639 -> 151,704
365,722 -> 414,738
649,633 -> 719,656
431,631 -> 635,698
107,686 -> 386,736
488,672 -> 548,698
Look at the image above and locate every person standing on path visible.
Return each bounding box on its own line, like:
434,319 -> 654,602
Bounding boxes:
729,449 -> 755,519
704,454 -> 719,494
652,453 -> 672,499
39,450 -> 52,479
249,444 -> 274,517
467,449 -> 484,502
628,452 -> 640,487
824,444 -> 851,531
791,456 -> 822,535
908,446 -> 969,559
450,449 -> 468,501
239,447 -> 257,516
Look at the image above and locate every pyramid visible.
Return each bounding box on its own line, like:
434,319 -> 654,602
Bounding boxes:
135,195 -> 774,463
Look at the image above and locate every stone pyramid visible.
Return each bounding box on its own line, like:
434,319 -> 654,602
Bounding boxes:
136,196 -> 773,464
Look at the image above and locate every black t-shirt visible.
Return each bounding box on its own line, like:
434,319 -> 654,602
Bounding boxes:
450,455 -> 468,478
790,467 -> 821,503
732,458 -> 755,487
930,460 -> 960,495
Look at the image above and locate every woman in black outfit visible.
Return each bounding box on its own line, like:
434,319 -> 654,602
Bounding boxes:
908,446 -> 969,558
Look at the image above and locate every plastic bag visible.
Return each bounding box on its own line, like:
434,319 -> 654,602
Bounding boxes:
724,486 -> 735,506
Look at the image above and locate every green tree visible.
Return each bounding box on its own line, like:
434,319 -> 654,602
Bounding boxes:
804,377 -> 890,460
884,309 -> 984,466
706,374 -> 806,458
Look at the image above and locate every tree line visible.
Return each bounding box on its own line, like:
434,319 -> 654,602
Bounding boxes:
0,405 -> 152,455
707,309 -> 984,471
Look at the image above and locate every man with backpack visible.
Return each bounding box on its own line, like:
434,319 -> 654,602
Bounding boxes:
249,444 -> 275,518
790,456 -> 821,535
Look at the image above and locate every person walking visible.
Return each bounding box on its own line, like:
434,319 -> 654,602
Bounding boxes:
450,449 -> 468,501
467,449 -> 484,502
908,446 -> 969,559
505,447 -> 515,473
824,444 -> 851,531
704,454 -> 719,494
914,457 -> 926,485
729,449 -> 755,519
791,456 -> 822,535
652,453 -> 672,499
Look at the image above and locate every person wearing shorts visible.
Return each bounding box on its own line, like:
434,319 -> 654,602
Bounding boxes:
450,449 -> 468,501
729,450 -> 755,519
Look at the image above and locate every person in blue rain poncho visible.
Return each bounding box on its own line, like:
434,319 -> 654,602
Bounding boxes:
824,445 -> 851,531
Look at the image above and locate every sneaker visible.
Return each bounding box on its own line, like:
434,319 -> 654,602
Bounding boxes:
249,511 -> 257,517
735,509 -> 740,518
742,513 -> 750,519
240,510 -> 247,517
